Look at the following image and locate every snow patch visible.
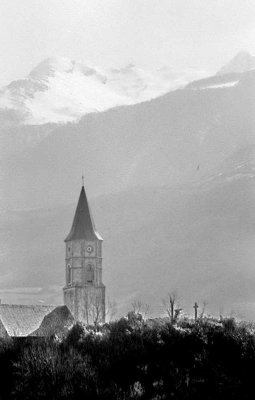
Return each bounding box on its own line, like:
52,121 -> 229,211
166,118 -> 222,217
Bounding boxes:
199,81 -> 238,90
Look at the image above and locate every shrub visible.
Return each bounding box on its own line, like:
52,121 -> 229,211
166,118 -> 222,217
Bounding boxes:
0,317 -> 254,399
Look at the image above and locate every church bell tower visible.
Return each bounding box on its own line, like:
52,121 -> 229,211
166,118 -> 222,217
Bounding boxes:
63,184 -> 105,325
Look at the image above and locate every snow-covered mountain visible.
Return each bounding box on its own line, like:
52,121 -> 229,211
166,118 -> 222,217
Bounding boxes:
1,51 -> 252,126
1,66 -> 254,210
217,51 -> 255,76
0,57 -> 202,125
185,50 -> 255,90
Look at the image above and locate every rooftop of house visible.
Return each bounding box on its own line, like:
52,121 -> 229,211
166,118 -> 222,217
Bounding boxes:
0,304 -> 74,337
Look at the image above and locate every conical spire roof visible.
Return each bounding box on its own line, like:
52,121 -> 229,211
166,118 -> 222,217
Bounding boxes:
65,186 -> 102,242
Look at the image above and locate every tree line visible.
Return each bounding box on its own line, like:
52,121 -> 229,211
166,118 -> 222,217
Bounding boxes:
0,312 -> 255,399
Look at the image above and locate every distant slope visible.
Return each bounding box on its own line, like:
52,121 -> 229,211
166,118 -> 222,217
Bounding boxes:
1,69 -> 254,210
1,156 -> 255,319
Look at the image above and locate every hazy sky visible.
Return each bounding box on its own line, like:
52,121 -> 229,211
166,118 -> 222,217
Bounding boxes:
0,0 -> 254,85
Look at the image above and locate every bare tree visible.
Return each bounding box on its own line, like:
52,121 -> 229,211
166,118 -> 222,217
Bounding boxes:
142,303 -> 151,320
131,300 -> 143,314
162,291 -> 182,324
131,299 -> 150,320
84,298 -> 90,325
87,292 -> 105,327
199,300 -> 208,320
105,298 -> 117,322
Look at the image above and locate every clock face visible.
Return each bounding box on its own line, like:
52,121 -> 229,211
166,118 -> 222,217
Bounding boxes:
86,245 -> 93,254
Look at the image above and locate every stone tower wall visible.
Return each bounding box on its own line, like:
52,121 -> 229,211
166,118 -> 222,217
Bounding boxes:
63,238 -> 105,325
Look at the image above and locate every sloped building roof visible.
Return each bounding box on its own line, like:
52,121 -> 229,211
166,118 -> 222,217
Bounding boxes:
0,304 -> 55,337
65,185 -> 103,242
30,305 -> 75,337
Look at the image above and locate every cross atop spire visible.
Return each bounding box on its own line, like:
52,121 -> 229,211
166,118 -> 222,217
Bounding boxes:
82,173 -> 84,187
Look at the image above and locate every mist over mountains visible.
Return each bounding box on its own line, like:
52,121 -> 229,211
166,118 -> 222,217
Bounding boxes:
0,52 -> 255,320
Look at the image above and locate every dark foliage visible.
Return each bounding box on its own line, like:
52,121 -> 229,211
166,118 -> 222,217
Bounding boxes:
0,317 -> 254,399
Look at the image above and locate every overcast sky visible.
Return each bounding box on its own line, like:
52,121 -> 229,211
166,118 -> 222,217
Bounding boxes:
0,0 -> 254,85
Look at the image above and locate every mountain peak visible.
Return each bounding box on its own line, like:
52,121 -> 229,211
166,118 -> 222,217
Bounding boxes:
29,57 -> 76,79
216,50 -> 255,76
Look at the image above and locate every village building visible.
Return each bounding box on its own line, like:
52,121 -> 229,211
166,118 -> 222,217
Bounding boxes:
0,183 -> 105,337
63,183 -> 105,325
0,304 -> 74,338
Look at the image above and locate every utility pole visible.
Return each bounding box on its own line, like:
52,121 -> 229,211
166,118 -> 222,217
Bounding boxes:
193,302 -> 199,322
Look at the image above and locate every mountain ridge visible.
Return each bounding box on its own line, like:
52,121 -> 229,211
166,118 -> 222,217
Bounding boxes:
0,51 -> 253,127
1,68 -> 254,210
0,57 -> 203,126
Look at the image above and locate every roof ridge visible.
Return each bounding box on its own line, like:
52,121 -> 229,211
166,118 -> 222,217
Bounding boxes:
0,304 -> 56,308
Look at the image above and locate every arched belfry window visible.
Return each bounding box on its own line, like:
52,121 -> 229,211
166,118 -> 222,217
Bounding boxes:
67,264 -> 72,284
87,264 -> 94,284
